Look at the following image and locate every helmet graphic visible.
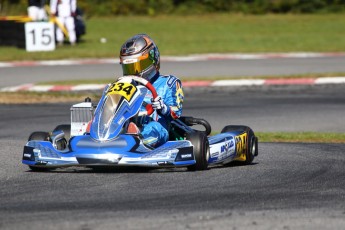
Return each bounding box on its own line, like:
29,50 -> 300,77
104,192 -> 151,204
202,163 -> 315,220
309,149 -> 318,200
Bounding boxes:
120,34 -> 160,81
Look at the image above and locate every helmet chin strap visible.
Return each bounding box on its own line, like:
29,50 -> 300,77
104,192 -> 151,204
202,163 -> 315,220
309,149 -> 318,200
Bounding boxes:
140,65 -> 158,82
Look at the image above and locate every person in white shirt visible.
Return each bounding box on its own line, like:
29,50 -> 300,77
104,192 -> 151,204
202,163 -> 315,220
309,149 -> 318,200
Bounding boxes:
50,0 -> 77,45
28,0 -> 47,21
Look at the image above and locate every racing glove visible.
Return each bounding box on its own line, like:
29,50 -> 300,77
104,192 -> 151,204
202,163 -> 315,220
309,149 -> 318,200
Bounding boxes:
152,96 -> 168,115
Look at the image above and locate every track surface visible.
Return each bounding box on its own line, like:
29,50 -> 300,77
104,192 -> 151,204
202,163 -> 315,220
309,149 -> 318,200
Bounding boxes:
2,56 -> 345,87
1,84 -> 345,229
1,84 -> 344,140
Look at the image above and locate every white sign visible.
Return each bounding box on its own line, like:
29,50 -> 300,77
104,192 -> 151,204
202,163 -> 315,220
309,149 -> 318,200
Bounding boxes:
25,22 -> 55,52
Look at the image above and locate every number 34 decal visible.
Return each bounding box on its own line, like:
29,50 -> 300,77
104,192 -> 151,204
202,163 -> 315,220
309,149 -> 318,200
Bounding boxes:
107,82 -> 137,101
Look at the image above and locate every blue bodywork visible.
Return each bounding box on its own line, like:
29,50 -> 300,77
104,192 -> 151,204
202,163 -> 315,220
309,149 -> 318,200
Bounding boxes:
22,77 -> 248,170
22,131 -> 242,169
23,134 -> 195,168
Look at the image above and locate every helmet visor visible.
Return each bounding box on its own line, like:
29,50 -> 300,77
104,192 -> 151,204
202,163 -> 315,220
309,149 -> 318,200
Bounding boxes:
122,54 -> 153,76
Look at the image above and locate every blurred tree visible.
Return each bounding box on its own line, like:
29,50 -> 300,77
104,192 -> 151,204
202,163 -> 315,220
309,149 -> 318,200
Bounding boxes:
1,0 -> 345,15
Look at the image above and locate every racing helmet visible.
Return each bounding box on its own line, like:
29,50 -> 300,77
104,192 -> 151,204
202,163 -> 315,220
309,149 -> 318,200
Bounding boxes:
120,34 -> 160,81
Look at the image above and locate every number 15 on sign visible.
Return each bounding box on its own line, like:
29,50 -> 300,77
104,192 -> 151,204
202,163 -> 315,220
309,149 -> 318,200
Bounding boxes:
25,22 -> 56,52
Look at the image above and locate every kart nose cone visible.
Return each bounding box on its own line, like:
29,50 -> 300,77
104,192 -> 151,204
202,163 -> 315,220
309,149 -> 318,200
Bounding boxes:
76,154 -> 122,165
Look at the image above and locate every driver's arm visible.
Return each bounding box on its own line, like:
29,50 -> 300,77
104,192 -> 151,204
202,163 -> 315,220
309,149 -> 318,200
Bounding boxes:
162,78 -> 184,121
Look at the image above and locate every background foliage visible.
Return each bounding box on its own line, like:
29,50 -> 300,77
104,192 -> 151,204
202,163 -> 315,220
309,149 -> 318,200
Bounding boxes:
1,0 -> 345,16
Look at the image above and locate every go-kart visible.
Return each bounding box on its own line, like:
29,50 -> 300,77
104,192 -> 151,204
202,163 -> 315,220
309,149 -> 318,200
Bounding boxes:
22,76 -> 258,171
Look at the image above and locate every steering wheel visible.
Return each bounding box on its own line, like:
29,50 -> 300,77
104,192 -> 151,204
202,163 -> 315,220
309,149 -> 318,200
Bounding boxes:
118,76 -> 158,115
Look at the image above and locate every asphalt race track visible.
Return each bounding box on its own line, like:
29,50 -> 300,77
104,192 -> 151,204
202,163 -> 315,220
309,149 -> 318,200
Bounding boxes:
1,83 -> 345,229
2,56 -> 345,88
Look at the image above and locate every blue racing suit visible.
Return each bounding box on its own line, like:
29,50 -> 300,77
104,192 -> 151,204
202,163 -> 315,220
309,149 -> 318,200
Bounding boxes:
140,73 -> 184,147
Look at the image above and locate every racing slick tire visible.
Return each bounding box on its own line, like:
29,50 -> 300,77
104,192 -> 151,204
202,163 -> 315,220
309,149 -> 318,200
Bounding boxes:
221,125 -> 258,165
53,124 -> 71,142
53,124 -> 71,150
28,131 -> 51,141
27,132 -> 51,172
187,132 -> 210,171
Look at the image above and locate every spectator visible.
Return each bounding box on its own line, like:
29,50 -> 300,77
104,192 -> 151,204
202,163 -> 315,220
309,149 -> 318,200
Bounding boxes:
50,0 -> 77,46
28,0 -> 47,21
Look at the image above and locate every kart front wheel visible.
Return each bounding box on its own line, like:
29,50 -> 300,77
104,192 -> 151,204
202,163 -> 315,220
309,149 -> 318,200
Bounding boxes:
27,131 -> 51,172
28,131 -> 50,141
187,132 -> 210,171
53,124 -> 71,142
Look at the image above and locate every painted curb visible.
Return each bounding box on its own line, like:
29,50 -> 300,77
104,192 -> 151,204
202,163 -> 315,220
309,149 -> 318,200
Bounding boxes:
2,77 -> 345,92
1,52 -> 345,68
1,53 -> 345,92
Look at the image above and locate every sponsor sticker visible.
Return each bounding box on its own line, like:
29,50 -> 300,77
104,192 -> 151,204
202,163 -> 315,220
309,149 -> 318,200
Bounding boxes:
211,151 -> 219,158
122,59 -> 138,64
235,133 -> 247,156
167,75 -> 177,88
181,153 -> 192,159
23,153 -> 32,158
218,140 -> 236,159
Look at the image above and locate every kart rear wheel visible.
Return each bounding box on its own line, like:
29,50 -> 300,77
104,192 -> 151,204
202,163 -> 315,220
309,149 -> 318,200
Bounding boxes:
221,125 -> 248,134
221,125 -> 258,164
27,132 -> 51,172
187,132 -> 210,171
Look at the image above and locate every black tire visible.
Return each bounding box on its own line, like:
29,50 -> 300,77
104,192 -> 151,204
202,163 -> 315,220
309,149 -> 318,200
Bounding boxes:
27,132 -> 51,172
246,129 -> 256,164
221,125 -> 248,133
28,131 -> 50,141
186,132 -> 210,171
221,125 -> 258,165
254,136 -> 259,157
53,124 -> 71,142
29,166 -> 51,172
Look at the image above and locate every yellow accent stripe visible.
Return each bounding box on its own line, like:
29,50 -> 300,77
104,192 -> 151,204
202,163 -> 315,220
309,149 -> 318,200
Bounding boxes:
44,5 -> 69,38
143,137 -> 158,145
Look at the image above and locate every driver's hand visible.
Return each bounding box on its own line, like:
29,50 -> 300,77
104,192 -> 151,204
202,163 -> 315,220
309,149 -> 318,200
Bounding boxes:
152,96 -> 168,115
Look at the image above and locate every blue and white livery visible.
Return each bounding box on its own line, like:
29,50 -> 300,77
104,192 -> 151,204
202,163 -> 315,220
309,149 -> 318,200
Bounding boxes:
22,76 -> 258,171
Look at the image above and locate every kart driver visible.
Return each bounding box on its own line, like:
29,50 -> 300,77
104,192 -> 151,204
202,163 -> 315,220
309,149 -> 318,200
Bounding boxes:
119,34 -> 184,147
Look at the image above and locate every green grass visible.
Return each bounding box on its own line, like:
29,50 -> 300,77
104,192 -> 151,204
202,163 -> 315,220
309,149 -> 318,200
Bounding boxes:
1,14 -> 345,61
256,132 -> 345,143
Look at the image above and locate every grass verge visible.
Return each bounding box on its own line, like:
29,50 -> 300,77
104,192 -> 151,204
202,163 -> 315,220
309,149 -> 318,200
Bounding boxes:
0,92 -> 99,104
256,132 -> 345,143
1,14 -> 345,61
